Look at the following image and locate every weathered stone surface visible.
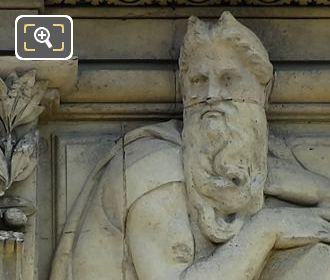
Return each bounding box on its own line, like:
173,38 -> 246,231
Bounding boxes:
260,244 -> 330,280
0,231 -> 24,280
64,69 -> 176,103
0,71 -> 48,280
44,0 -> 330,6
0,10 -> 37,51
0,1 -> 329,279
271,68 -> 330,103
0,0 -> 43,9
0,57 -> 78,94
49,12 -> 330,280
45,65 -> 330,121
45,6 -> 330,19
72,18 -> 330,61
59,66 -> 330,104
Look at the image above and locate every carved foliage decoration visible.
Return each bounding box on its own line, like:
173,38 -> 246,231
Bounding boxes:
0,70 -> 47,234
0,70 -> 45,197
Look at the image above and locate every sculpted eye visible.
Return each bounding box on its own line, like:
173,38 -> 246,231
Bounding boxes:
201,110 -> 224,119
190,74 -> 208,84
220,72 -> 241,87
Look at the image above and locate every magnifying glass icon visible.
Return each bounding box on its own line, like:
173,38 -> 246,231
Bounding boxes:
34,27 -> 53,49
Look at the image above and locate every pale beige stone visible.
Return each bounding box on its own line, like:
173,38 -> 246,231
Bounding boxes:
71,17 -> 330,61
64,69 -> 176,103
271,68 -> 330,103
260,244 -> 330,280
49,11 -> 330,280
56,66 -> 330,105
0,57 -> 78,94
0,11 -> 38,52
0,70 -> 48,280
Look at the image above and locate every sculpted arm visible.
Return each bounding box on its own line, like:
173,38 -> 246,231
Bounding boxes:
127,183 -> 330,280
181,214 -> 275,280
265,157 -> 330,206
126,182 -> 195,280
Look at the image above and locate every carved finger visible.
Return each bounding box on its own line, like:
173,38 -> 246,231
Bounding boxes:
316,208 -> 330,221
319,223 -> 330,243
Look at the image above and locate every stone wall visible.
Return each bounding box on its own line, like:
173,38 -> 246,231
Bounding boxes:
1,2 -> 330,279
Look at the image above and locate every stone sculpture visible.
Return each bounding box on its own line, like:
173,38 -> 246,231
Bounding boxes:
0,70 -> 47,279
50,12 -> 330,280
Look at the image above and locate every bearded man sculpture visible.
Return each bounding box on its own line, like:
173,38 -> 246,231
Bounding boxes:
50,12 -> 330,280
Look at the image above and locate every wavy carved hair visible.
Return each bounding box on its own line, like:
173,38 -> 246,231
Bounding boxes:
179,12 -> 273,91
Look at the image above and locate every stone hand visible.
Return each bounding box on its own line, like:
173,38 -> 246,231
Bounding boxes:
257,207 -> 330,249
266,156 -> 330,206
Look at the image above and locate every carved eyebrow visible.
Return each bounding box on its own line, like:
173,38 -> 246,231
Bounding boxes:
189,73 -> 208,83
191,76 -> 208,84
220,67 -> 238,72
218,68 -> 241,76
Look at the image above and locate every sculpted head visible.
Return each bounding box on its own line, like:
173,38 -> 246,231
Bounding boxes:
180,12 -> 273,243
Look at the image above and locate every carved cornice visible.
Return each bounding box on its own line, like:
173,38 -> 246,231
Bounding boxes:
44,102 -> 330,122
45,0 -> 330,5
1,58 -> 329,122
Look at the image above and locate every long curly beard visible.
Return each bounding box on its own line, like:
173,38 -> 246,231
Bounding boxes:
187,185 -> 245,243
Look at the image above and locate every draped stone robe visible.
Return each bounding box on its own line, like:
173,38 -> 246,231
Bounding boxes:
50,120 -> 330,280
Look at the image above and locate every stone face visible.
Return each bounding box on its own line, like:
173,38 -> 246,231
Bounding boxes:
48,11 -> 330,280
0,3 -> 329,279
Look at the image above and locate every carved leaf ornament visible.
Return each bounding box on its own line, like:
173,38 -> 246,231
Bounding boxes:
0,70 -> 46,196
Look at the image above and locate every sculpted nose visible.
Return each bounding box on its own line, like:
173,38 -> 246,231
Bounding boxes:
207,83 -> 219,100
207,79 -> 229,101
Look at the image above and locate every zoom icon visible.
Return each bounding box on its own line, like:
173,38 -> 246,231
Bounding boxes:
34,27 -> 53,48
15,15 -> 73,60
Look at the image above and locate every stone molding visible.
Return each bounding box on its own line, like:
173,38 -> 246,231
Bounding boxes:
1,57 -> 330,122
45,0 -> 330,5
0,57 -> 78,95
51,103 -> 330,122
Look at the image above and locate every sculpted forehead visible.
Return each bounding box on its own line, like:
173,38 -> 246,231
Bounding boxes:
186,41 -> 242,74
